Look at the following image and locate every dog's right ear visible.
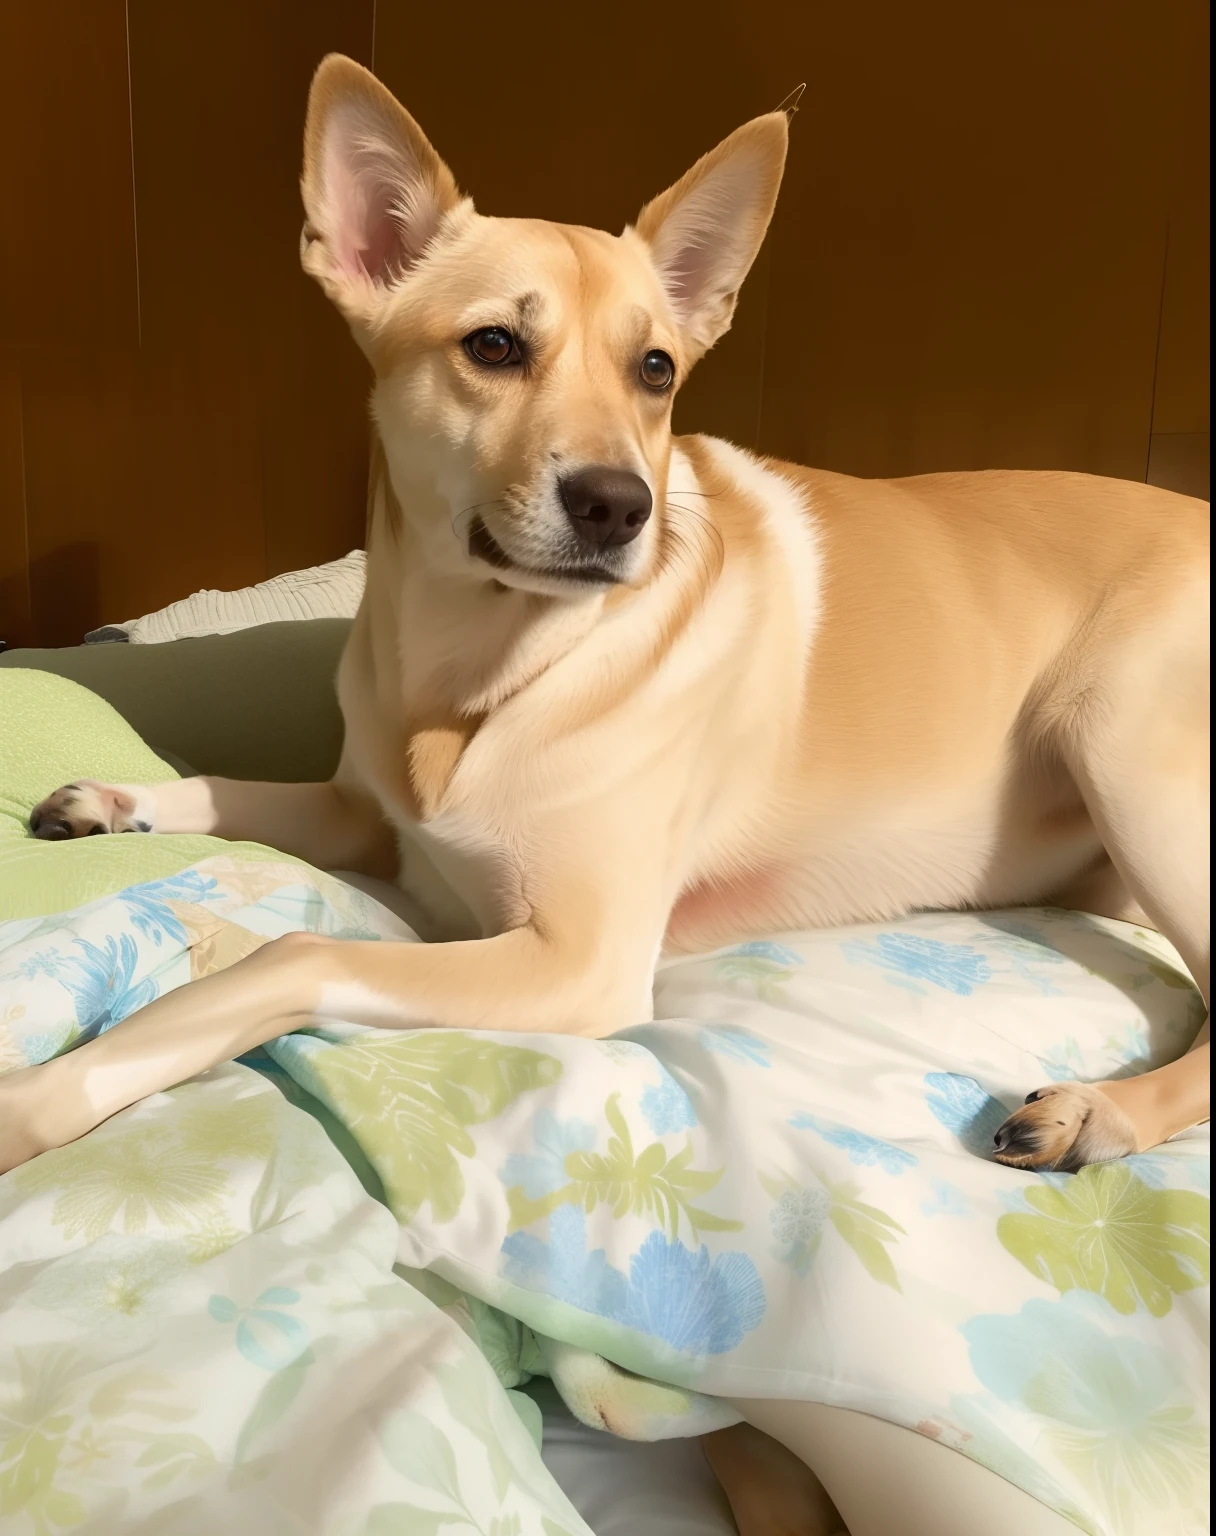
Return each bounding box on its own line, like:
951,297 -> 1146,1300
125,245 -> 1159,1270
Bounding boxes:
300,55 -> 465,327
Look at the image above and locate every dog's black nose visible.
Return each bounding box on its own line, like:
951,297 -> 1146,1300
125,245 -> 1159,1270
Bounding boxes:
560,467 -> 652,547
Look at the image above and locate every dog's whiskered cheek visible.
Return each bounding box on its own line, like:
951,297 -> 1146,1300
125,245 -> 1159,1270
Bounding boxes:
491,486 -> 575,560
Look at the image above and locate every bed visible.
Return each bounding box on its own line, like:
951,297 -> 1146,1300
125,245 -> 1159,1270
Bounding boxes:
1,632 -> 1208,1536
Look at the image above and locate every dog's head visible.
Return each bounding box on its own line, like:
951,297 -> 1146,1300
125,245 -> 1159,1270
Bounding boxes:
301,56 -> 788,595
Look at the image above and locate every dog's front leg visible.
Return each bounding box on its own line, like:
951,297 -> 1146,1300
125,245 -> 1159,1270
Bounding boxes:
0,868 -> 662,1173
29,772 -> 396,878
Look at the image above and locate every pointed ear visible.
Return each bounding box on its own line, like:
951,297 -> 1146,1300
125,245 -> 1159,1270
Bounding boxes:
633,114 -> 788,360
300,55 -> 465,325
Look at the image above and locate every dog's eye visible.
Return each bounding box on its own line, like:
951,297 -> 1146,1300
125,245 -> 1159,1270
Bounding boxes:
465,327 -> 521,366
639,350 -> 675,391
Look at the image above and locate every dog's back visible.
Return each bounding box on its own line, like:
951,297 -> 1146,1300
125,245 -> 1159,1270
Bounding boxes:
657,445 -> 1206,948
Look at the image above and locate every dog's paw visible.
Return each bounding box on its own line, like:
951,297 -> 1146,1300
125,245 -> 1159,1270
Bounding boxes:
29,780 -> 156,841
992,1082 -> 1138,1171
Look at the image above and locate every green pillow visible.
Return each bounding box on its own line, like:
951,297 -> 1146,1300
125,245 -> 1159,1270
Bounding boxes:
0,669 -> 301,920
0,619 -> 350,782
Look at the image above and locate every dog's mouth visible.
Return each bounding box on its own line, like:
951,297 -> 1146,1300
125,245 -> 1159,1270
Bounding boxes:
467,517 -> 513,570
467,516 -> 619,587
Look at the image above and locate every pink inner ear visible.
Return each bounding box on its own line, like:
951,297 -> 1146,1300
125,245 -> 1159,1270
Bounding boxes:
650,149 -> 768,320
322,105 -> 425,287
354,179 -> 408,284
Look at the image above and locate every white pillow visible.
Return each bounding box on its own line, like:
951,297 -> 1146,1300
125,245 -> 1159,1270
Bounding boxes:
92,550 -> 366,643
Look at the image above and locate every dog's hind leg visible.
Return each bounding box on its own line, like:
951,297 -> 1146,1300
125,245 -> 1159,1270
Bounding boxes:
995,592 -> 1210,1170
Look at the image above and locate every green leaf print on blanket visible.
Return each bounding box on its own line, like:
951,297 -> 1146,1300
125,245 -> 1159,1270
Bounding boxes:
997,1162 -> 1210,1317
285,1033 -> 562,1222
963,1296 -> 1209,1536
505,1094 -> 743,1241
761,1171 -> 906,1291
0,1347 -> 209,1533
15,1090 -> 278,1247
713,940 -> 804,1003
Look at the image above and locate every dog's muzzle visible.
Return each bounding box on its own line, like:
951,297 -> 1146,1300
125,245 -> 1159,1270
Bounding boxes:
467,515 -> 630,586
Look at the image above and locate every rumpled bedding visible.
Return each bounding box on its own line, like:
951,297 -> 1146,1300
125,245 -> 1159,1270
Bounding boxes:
0,862 -> 589,1535
0,853 -> 1209,1536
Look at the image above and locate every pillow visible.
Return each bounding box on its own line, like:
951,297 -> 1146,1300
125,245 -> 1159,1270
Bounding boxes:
1,622 -> 351,783
86,550 -> 366,644
0,668 -> 304,920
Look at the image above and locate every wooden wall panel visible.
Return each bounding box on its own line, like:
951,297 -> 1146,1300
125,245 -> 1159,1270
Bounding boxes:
124,0 -> 376,583
1147,1 -> 1210,501
760,2 -> 1186,480
0,0 -> 20,648
242,3 -> 376,578
0,0 -> 139,350
21,350 -> 266,647
0,2 -> 1208,649
2,1 -> 375,647
0,361 -> 30,649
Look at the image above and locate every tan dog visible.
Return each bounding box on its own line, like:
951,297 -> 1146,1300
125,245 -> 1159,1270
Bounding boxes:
2,53 -> 1208,1531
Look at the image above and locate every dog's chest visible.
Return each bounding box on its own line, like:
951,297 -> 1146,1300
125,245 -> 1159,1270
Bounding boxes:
390,808 -> 522,942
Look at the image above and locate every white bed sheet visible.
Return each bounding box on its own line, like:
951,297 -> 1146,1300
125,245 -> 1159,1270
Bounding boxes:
523,1380 -> 738,1536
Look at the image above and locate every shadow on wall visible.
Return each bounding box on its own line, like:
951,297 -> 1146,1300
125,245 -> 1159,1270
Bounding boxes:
28,543 -> 102,650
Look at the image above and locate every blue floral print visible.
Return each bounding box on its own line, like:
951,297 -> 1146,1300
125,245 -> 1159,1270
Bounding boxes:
923,1072 -> 1009,1157
790,1113 -> 918,1175
699,1026 -> 772,1068
119,870 -> 221,946
499,1111 -> 597,1200
208,1288 -> 311,1371
920,1179 -> 970,1219
52,933 -> 158,1039
842,933 -> 992,996
640,1068 -> 698,1135
501,1205 -> 765,1354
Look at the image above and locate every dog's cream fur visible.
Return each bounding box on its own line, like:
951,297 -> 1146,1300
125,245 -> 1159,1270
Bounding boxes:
5,54 -> 1208,1536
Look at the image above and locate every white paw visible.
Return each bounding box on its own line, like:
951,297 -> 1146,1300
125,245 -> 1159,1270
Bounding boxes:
29,780 -> 157,840
992,1082 -> 1138,1171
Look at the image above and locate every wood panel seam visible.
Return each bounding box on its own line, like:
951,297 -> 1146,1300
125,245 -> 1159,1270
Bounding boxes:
1144,222 -> 1172,483
124,0 -> 143,346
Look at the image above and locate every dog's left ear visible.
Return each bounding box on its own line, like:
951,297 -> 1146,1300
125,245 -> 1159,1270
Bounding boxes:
632,113 -> 788,361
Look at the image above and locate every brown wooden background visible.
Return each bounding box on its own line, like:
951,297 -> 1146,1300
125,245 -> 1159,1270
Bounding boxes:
0,0 -> 1208,648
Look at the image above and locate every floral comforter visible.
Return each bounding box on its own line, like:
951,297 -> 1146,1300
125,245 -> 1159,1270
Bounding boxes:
0,854 -> 1209,1536
0,860 -> 588,1535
